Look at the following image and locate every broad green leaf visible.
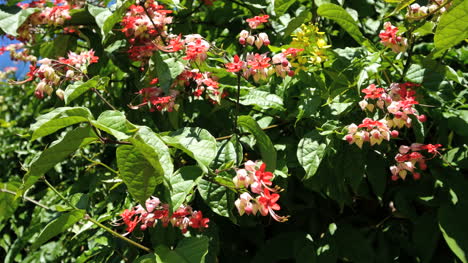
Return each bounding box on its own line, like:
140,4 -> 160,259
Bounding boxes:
102,1 -> 133,38
274,0 -> 296,16
297,130 -> 328,180
130,126 -> 173,178
366,150 -> 387,197
197,178 -> 233,218
0,182 -> 20,223
0,6 -> 37,36
88,5 -> 112,37
117,145 -> 163,204
134,254 -> 157,263
32,209 -> 86,250
213,140 -> 238,168
168,166 -> 203,212
239,90 -> 285,111
162,127 -> 217,173
237,115 -> 277,171
153,52 -> 186,93
64,76 -> 109,104
282,7 -> 312,37
155,237 -> 209,263
439,204 -> 468,263
92,110 -> 136,140
434,0 -> 468,53
23,126 -> 98,191
30,107 -> 94,141
409,115 -> 425,143
317,3 -> 365,44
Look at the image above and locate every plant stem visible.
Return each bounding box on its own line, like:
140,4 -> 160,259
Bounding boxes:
42,177 -> 77,209
400,28 -> 415,82
85,215 -> 152,253
0,188 -> 52,210
42,177 -> 153,253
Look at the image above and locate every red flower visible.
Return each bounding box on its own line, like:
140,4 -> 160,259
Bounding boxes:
189,211 -> 210,229
246,15 -> 269,29
257,189 -> 281,216
226,55 -> 244,72
255,163 -> 273,186
362,84 -> 385,99
121,209 -> 139,234
421,144 -> 442,154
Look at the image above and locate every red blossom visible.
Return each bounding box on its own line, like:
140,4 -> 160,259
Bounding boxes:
246,15 -> 269,29
362,84 -> 385,99
255,163 -> 273,186
226,55 -> 244,72
421,144 -> 442,154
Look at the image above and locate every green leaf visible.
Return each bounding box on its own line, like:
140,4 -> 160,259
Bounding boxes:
64,76 -> 109,104
102,1 -> 133,38
134,254 -> 157,263
317,3 -> 365,44
297,130 -> 328,180
239,90 -> 285,111
0,182 -> 21,223
0,6 -> 37,36
197,178 -> 233,218
155,237 -> 209,263
434,0 -> 468,53
130,126 -> 174,178
167,166 -> 203,212
409,114 -> 425,143
439,204 -> 468,263
237,115 -> 277,171
117,145 -> 163,204
274,0 -> 296,16
88,5 -> 112,37
282,7 -> 312,37
23,126 -> 98,191
162,127 -> 217,173
153,52 -> 186,93
366,150 -> 387,197
92,110 -> 136,140
30,107 -> 94,141
32,209 -> 86,250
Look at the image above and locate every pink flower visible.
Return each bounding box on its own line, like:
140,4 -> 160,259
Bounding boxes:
246,15 -> 269,29
235,192 -> 259,216
379,22 -> 407,53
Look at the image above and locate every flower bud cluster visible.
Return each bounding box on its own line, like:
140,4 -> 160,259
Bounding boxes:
15,2 -> 72,42
233,161 -> 288,222
379,22 -> 407,53
287,24 -> 330,71
0,43 -> 37,62
358,83 -> 426,129
120,196 -> 209,235
121,0 -> 173,61
31,50 -> 98,99
239,30 -> 270,49
390,143 -> 441,181
345,118 -> 396,148
0,67 -> 18,80
406,1 -> 452,20
175,70 -> 223,103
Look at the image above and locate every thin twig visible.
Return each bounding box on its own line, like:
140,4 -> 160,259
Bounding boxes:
0,188 -> 52,210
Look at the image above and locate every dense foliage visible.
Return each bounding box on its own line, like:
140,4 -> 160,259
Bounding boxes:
0,0 -> 467,262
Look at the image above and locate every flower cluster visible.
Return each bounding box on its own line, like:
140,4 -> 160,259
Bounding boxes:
246,15 -> 269,29
30,50 -> 98,99
358,83 -> 426,129
233,161 -> 288,222
406,1 -> 451,20
239,30 -> 270,49
121,0 -> 173,61
0,67 -> 17,80
14,1 -> 72,42
120,196 -> 209,235
379,22 -> 407,53
0,43 -> 37,62
345,118 -> 397,148
390,143 -> 442,181
182,34 -> 210,63
287,23 -> 330,70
